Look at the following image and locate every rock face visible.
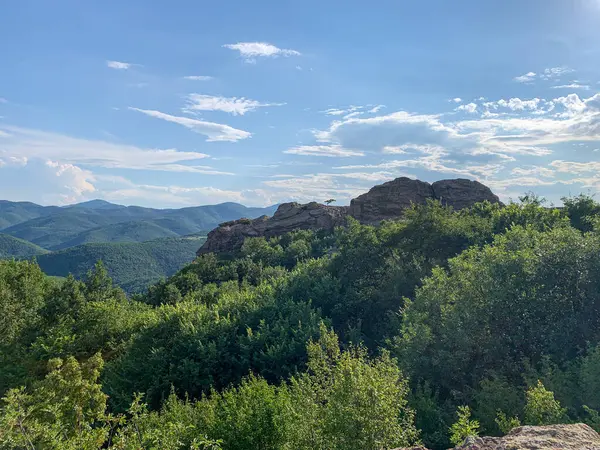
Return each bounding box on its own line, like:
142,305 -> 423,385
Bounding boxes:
349,177 -> 434,224
198,202 -> 348,255
349,177 -> 501,224
198,177 -> 502,255
432,179 -> 501,211
395,424 -> 600,450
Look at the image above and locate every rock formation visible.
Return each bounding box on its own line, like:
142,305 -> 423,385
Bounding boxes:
348,177 -> 434,224
198,177 -> 501,255
396,424 -> 600,450
432,179 -> 501,211
198,202 -> 347,255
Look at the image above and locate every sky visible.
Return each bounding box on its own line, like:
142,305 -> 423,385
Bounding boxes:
1,0 -> 600,208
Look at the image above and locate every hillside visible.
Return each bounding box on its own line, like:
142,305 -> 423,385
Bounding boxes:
55,220 -> 180,249
0,200 -> 59,230
0,199 -> 277,250
0,233 -> 48,259
36,235 -> 206,293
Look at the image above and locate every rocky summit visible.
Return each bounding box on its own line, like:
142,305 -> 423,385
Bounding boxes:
198,177 -> 501,255
396,424 -> 600,450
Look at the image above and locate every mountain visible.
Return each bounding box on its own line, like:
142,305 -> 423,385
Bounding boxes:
0,200 -> 278,250
0,200 -> 59,230
36,235 -> 206,293
54,221 -> 180,249
0,233 -> 48,259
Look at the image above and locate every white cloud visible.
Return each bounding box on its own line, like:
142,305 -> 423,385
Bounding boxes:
107,60 -> 134,70
183,75 -> 213,81
382,146 -> 408,154
552,83 -> 590,90
46,160 -> 96,198
262,174 -> 373,204
497,98 -> 541,111
452,98 -> 463,103
514,72 -> 537,83
0,125 -> 219,172
550,160 -> 600,174
322,106 -> 363,116
343,111 -> 363,119
511,166 -> 555,177
541,66 -> 574,80
184,94 -> 284,116
128,107 -> 251,142
223,42 -> 301,62
368,105 -> 386,113
283,145 -> 364,157
456,103 -> 478,113
513,67 -> 574,83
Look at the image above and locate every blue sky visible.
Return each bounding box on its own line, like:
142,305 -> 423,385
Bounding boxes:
1,0 -> 600,207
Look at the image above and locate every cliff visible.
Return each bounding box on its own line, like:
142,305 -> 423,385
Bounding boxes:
198,177 -> 501,255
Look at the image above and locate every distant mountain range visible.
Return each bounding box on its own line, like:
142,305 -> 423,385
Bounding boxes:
0,199 -> 278,292
0,199 -> 278,250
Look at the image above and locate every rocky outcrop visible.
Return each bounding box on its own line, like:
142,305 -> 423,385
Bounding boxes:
349,177 -> 434,224
198,202 -> 347,255
349,177 -> 501,224
198,177 -> 502,255
395,424 -> 600,450
432,179 -> 501,211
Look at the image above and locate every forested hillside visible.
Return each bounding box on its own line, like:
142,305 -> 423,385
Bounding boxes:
36,235 -> 206,293
0,234 -> 48,259
2,195 -> 600,449
0,200 -> 277,250
0,199 -> 277,293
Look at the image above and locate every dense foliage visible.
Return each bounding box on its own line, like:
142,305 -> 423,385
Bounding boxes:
2,194 -> 600,449
0,234 -> 48,259
36,236 -> 206,294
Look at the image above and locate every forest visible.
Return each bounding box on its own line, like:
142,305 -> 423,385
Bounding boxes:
2,194 -> 600,449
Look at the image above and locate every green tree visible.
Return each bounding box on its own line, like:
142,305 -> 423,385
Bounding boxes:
0,354 -> 108,449
449,406 -> 479,446
282,324 -> 419,450
524,381 -> 567,426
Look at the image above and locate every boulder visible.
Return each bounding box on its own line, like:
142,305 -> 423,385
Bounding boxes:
432,178 -> 501,210
349,177 -> 434,224
454,424 -> 600,450
394,424 -> 600,450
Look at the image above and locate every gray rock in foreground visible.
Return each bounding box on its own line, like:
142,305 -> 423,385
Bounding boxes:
394,424 -> 600,450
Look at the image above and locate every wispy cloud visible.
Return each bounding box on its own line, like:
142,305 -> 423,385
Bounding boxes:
106,60 -> 135,70
183,75 -> 213,81
223,42 -> 301,62
513,67 -> 574,83
322,106 -> 364,116
184,94 -> 284,116
456,103 -> 478,113
283,145 -> 364,157
128,107 -> 251,142
368,105 -> 386,114
551,83 -> 590,90
541,66 -> 574,80
514,72 -> 537,83
0,125 -> 221,173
